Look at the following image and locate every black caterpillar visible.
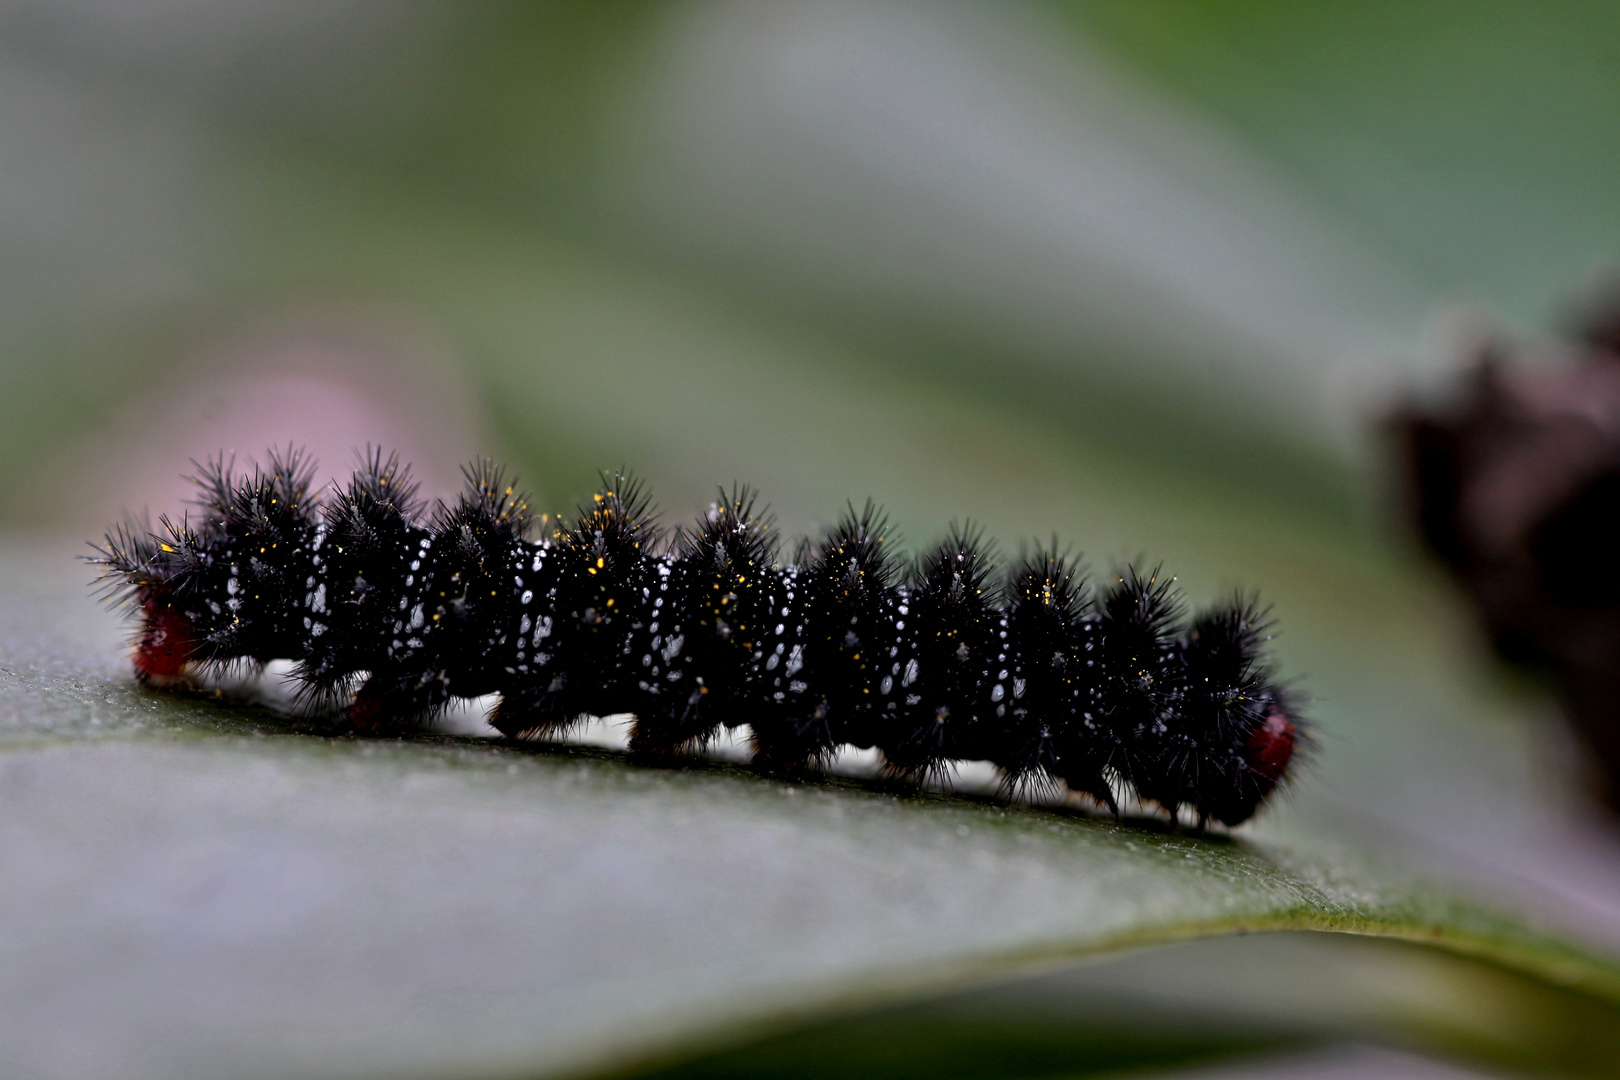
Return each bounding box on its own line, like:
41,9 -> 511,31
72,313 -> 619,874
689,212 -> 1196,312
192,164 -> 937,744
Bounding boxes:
92,448 -> 1303,826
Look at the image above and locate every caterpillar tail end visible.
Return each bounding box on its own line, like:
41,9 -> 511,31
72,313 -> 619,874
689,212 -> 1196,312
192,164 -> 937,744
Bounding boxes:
1209,705 -> 1301,827
344,694 -> 390,734
132,598 -> 199,688
1246,707 -> 1297,787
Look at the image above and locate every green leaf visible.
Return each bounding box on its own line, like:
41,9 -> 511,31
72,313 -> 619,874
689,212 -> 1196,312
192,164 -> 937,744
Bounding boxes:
6,546 -> 1620,1080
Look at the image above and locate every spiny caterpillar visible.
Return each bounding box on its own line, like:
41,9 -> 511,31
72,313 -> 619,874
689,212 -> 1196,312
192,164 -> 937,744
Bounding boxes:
91,448 -> 1304,826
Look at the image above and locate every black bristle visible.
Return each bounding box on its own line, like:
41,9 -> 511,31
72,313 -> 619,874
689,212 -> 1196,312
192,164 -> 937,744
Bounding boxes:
629,486 -> 783,754
877,524 -> 998,782
297,449 -> 429,705
187,452 -> 237,530
350,459 -> 537,728
751,501 -> 900,772
1182,600 -> 1298,826
88,515 -> 164,613
1094,566 -> 1184,815
490,470 -> 660,738
92,449 -> 1308,828
347,446 -> 424,523
207,447 -> 323,664
991,547 -> 1090,800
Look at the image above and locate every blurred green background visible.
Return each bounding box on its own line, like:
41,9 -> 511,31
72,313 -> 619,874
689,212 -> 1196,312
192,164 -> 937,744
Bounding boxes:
11,1 -> 1619,529
7,2 -> 1620,1073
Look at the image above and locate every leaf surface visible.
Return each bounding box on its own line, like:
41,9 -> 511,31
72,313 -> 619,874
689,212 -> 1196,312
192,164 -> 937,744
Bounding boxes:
4,547 -> 1618,1080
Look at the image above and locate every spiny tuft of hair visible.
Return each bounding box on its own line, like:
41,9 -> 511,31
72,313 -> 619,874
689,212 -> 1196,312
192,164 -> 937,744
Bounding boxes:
89,449 -> 1307,827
